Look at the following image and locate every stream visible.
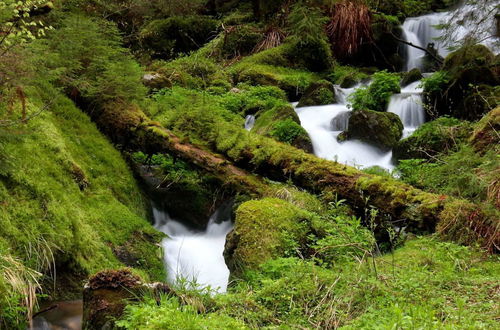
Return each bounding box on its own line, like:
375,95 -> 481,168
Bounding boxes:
153,201 -> 233,293
30,1 -> 499,328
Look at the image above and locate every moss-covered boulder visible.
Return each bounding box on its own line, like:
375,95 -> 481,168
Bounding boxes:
470,106 -> 500,153
253,105 -> 313,153
343,109 -> 403,150
424,45 -> 500,120
233,64 -> 318,101
297,80 -> 336,107
224,198 -> 312,273
140,16 -> 219,59
401,68 -> 423,87
394,117 -> 472,160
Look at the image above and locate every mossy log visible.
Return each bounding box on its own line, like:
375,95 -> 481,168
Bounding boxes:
94,102 -> 499,252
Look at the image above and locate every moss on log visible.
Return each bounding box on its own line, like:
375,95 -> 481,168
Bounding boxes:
94,102 -> 499,252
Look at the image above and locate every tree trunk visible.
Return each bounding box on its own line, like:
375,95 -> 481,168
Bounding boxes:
94,101 -> 499,252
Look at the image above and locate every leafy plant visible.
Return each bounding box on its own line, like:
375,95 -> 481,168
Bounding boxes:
348,70 -> 400,111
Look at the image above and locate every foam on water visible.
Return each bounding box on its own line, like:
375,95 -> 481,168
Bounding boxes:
153,203 -> 233,293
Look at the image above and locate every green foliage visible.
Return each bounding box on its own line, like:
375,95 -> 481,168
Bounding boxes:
140,16 -> 219,60
0,1 -> 53,53
286,3 -> 332,71
421,71 -> 450,94
270,118 -> 307,144
33,14 -> 146,104
328,65 -> 369,88
0,86 -> 164,328
397,145 -> 499,206
219,24 -> 263,58
349,70 -> 400,111
117,295 -> 246,329
394,116 -> 471,160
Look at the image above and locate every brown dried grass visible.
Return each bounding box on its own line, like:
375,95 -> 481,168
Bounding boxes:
326,0 -> 372,58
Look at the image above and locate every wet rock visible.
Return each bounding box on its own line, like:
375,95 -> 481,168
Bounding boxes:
401,68 -> 423,87
83,269 -> 172,329
297,80 -> 336,107
424,45 -> 499,120
343,109 -> 403,150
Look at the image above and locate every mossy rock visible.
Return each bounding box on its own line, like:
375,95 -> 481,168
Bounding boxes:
297,80 -> 336,107
253,105 -> 313,153
401,68 -> 423,87
140,16 -> 219,59
470,106 -> 500,153
344,109 -> 403,150
234,64 -> 317,101
425,45 -> 499,121
224,198 -> 312,273
393,117 -> 472,160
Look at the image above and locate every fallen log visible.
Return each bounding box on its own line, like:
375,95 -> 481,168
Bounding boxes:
94,101 -> 499,252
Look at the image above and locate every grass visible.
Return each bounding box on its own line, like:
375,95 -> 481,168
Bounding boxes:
0,86 -> 165,327
118,236 -> 500,329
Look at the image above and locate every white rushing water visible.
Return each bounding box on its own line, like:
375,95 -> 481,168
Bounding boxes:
402,1 -> 500,71
295,84 -> 395,170
244,114 -> 255,131
387,81 -> 425,137
153,203 -> 233,293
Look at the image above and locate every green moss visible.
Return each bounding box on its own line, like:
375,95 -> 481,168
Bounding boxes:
401,68 -> 423,87
226,198 -> 313,272
297,80 -> 336,107
394,117 -> 472,160
140,16 -> 219,60
470,106 -> 500,152
218,24 -> 264,58
345,109 -> 403,150
231,63 -> 319,101
0,87 -> 165,326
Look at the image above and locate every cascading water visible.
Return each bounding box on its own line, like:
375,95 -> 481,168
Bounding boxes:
387,81 -> 425,137
402,1 -> 500,71
153,202 -> 233,293
244,115 -> 255,131
295,84 -> 394,170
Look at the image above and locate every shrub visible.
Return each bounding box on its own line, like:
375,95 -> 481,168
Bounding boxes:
349,70 -> 400,111
421,71 -> 450,94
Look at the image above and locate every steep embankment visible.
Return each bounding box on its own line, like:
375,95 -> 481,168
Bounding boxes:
0,86 -> 164,326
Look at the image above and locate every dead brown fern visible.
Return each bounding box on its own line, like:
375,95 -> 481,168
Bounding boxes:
253,26 -> 287,53
326,0 -> 372,58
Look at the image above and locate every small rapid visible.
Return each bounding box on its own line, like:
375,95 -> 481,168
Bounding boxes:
294,84 -> 395,170
402,1 -> 500,71
153,202 -> 233,293
387,81 -> 425,137
244,115 -> 255,131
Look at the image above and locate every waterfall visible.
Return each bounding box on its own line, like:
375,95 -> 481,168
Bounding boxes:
388,81 -> 425,137
244,115 -> 255,131
402,1 -> 500,71
153,202 -> 233,293
294,84 -> 394,170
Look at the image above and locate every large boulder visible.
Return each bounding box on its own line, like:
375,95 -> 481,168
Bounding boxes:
394,117 -> 471,160
297,80 -> 336,107
224,198 -> 312,274
342,109 -> 403,150
253,104 -> 313,153
424,45 -> 500,121
401,68 -> 423,87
